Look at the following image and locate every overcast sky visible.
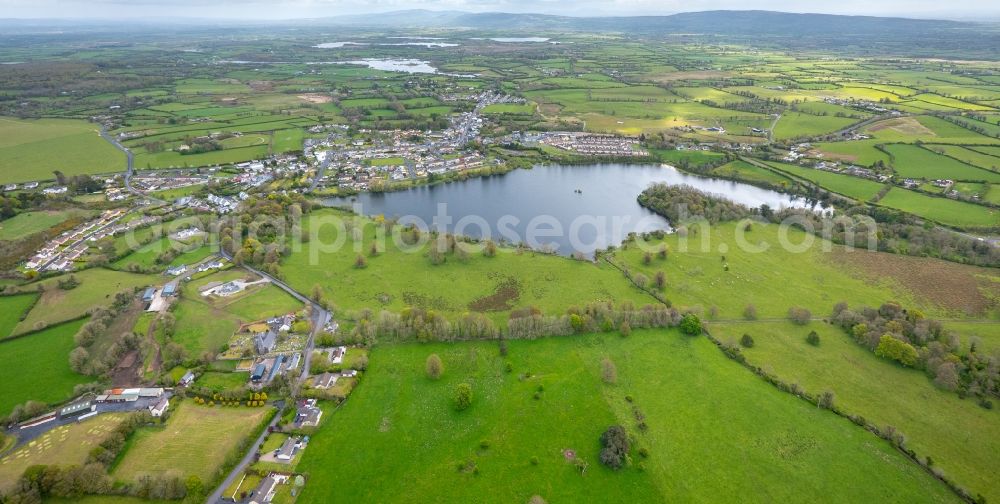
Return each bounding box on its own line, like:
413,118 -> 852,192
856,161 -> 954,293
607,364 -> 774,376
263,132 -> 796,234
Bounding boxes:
1,0 -> 998,21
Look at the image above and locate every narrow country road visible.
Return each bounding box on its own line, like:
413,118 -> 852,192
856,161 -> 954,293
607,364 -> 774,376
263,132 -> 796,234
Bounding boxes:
98,125 -> 166,203
205,402 -> 283,503
208,251 -> 331,502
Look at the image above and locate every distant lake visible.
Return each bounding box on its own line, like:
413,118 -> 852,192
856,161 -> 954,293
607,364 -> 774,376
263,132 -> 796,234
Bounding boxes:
381,42 -> 459,48
313,42 -> 366,48
485,37 -> 551,42
339,58 -> 440,73
322,163 -> 817,255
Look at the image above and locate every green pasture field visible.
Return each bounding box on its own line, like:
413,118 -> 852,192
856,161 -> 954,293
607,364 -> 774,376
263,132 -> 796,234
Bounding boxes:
281,210 -> 654,323
0,413 -> 126,492
171,270 -> 302,355
710,320 -> 1000,502
940,321 -> 1000,355
46,497 -> 175,504
296,332 -> 959,503
864,116 -> 995,144
877,188 -> 1000,228
0,117 -> 125,184
0,319 -> 89,418
482,103 -> 535,115
0,293 -> 37,338
12,269 -> 157,335
772,112 -> 857,140
148,183 -> 206,201
609,221 -> 948,319
971,146 -> 1000,159
0,209 -> 93,240
112,400 -> 272,483
174,79 -> 252,94
273,128 -> 305,152
134,144 -> 269,169
195,371 -> 248,392
910,93 -> 994,111
652,148 -> 726,167
112,235 -> 212,271
930,145 -> 1000,171
708,160 -> 793,186
884,144 -> 1000,182
763,161 -> 885,200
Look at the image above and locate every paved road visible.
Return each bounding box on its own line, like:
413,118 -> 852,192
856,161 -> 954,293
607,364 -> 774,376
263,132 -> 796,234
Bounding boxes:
7,393 -> 168,451
206,401 -> 284,503
307,149 -> 334,193
208,252 -> 330,502
98,126 -> 165,204
221,254 -> 331,379
828,113 -> 895,138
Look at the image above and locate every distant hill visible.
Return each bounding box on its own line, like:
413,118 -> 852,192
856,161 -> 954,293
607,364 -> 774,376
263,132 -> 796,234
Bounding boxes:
313,9 -> 969,34
306,9 -> 998,56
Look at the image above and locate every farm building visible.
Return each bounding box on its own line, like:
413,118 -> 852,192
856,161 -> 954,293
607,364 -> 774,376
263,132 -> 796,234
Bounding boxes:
142,287 -> 156,303
161,281 -> 179,297
149,396 -> 169,417
179,370 -> 195,386
251,363 -> 267,382
266,355 -> 285,382
58,401 -> 95,420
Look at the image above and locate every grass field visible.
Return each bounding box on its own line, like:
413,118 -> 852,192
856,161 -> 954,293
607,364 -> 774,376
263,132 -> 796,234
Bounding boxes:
877,188 -> 1000,228
709,160 -> 793,186
884,144 -> 1000,182
111,236 -> 213,271
0,319 -> 90,417
112,400 -> 271,483
0,209 -> 93,240
282,210 -> 654,323
12,269 -> 157,335
0,117 -> 125,184
772,112 -> 857,140
195,371 -> 248,392
709,320 -> 1000,502
0,413 -> 126,492
611,221 -> 944,319
931,145 -> 1000,171
482,103 -> 536,115
296,331 -> 959,503
763,161 -> 885,200
171,270 -> 302,355
0,293 -> 37,338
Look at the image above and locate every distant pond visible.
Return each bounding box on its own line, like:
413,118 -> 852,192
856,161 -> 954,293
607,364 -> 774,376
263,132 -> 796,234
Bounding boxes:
322,163 -> 816,255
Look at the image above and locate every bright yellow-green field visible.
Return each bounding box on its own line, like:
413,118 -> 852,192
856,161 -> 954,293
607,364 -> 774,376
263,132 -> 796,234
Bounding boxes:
0,413 -> 127,492
0,117 -> 125,184
112,400 -> 271,483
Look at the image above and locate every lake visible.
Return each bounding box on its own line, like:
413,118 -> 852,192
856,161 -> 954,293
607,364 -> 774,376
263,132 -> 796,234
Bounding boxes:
323,163 -> 817,255
480,37 -> 551,42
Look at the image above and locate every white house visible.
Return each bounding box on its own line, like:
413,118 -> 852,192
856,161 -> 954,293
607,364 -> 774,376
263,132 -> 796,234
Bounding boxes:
149,396 -> 169,417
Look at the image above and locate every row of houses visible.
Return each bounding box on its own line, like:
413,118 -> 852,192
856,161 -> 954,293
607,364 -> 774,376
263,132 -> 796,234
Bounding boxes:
24,208 -> 146,272
536,132 -> 648,157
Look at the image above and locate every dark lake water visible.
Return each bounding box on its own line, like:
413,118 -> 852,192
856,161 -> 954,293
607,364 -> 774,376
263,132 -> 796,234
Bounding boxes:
322,163 -> 816,255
